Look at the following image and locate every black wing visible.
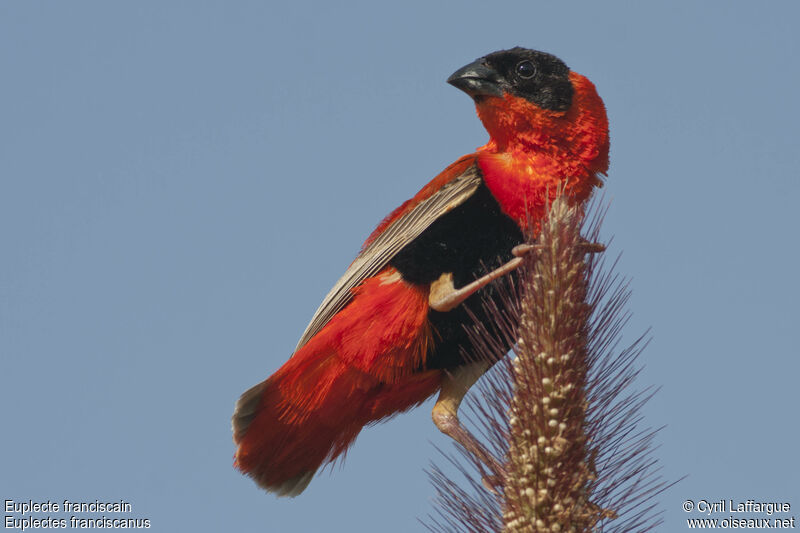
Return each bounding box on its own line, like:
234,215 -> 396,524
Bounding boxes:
293,165 -> 483,351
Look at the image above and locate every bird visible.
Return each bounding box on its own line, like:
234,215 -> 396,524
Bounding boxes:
232,47 -> 609,496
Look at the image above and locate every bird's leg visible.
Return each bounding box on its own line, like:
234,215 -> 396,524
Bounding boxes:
432,361 -> 505,489
429,239 -> 604,489
429,243 -> 556,312
428,245 -> 537,313
429,241 -> 603,313
512,240 -> 605,256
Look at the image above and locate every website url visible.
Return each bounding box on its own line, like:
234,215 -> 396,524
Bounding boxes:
688,517 -> 796,529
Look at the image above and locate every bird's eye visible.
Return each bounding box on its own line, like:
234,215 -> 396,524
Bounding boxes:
516,60 -> 536,79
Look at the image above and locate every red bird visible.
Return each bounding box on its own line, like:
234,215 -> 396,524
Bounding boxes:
232,47 -> 609,496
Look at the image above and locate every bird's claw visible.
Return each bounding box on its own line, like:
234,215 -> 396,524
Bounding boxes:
512,240 -> 604,257
576,240 -> 605,253
512,243 -> 542,257
481,474 -> 504,495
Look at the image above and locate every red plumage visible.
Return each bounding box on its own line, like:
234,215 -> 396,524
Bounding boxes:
232,48 -> 609,496
233,268 -> 440,495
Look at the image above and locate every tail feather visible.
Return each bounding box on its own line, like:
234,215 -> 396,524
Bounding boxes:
269,470 -> 316,498
232,352 -> 440,496
233,268 -> 440,495
231,381 -> 266,443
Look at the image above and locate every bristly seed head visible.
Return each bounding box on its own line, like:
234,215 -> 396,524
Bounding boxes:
425,195 -> 668,533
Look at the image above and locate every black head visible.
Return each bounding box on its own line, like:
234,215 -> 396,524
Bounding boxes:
447,47 -> 574,112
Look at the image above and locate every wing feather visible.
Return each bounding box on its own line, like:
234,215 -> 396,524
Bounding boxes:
294,165 -> 482,351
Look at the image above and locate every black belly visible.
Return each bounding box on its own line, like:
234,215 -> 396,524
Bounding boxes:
389,181 -> 524,371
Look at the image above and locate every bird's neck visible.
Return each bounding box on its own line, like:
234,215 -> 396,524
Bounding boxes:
475,72 -> 609,233
476,150 -> 597,235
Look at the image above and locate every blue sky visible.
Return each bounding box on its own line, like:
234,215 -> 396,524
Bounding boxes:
2,2 -> 798,531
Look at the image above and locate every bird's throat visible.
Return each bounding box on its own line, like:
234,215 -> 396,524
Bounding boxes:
476,150 -> 599,235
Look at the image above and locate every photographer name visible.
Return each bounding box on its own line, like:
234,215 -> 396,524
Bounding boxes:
697,499 -> 792,516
